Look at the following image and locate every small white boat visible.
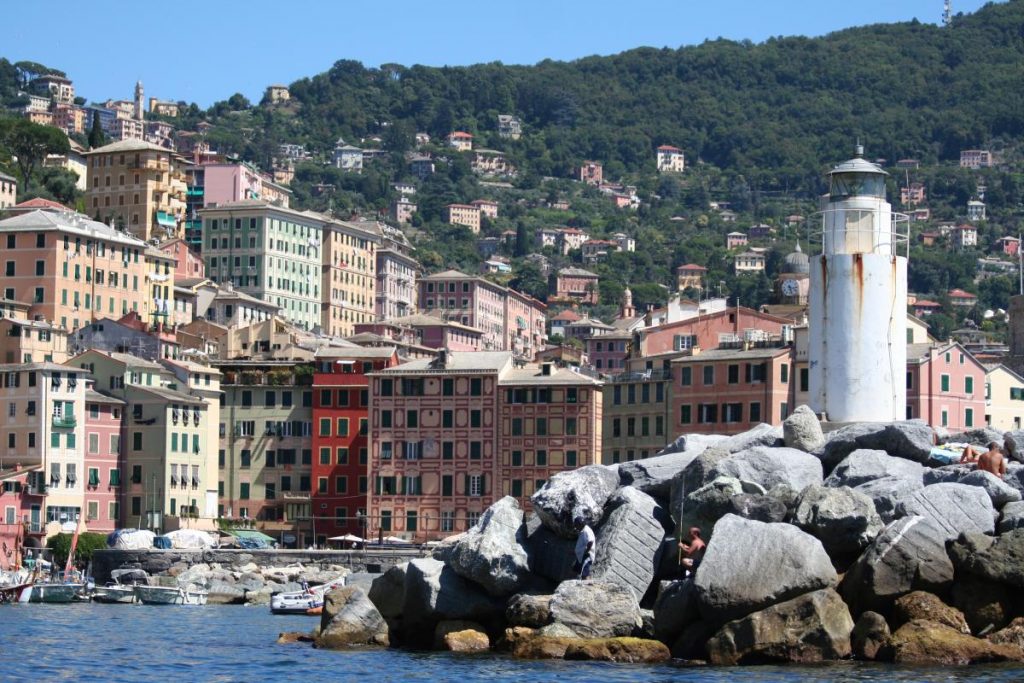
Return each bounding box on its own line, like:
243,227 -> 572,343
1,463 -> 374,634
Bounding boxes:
134,584 -> 208,606
92,584 -> 138,604
270,576 -> 346,615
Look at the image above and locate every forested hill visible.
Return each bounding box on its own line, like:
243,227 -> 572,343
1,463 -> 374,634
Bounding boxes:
256,0 -> 1024,189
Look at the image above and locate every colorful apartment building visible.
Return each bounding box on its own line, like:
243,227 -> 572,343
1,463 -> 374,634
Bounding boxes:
418,270 -> 547,359
199,201 -> 324,331
311,346 -> 398,544
602,357 -> 675,464
671,346 -> 796,436
447,131 -> 474,152
366,351 -> 602,540
471,199 -> 499,219
83,139 -> 187,242
69,350 -> 211,532
0,209 -> 160,334
0,317 -> 68,364
0,363 -> 89,542
554,267 -> 600,305
216,361 -> 314,541
906,342 -> 986,430
200,163 -> 292,209
639,307 -> 791,356
355,314 -> 483,352
322,219 -> 380,337
960,149 -> 994,169
444,204 -> 482,233
676,263 -> 707,291
985,364 -> 1024,431
158,237 -> 205,281
83,386 -> 125,532
389,197 -> 417,224
376,248 -> 418,321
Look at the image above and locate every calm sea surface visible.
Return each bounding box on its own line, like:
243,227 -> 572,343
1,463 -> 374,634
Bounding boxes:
1,603 -> 1023,682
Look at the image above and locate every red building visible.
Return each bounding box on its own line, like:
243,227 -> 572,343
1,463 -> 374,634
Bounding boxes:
311,346 -> 398,544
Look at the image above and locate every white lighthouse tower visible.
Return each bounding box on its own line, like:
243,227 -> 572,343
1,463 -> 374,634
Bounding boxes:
808,146 -> 909,423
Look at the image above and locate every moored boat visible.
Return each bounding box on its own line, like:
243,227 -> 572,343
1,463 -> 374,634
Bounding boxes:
29,583 -> 81,603
270,576 -> 346,615
134,584 -> 208,606
92,584 -> 138,604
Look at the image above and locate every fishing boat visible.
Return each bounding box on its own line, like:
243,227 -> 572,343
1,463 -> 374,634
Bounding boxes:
0,569 -> 34,604
134,584 -> 208,605
92,569 -> 148,604
270,576 -> 346,615
29,582 -> 82,603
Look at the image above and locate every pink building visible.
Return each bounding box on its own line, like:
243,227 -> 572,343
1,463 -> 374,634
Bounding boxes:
994,236 -> 1020,256
555,267 -> 600,305
586,331 -> 632,374
355,314 -> 483,352
579,161 -> 603,186
906,342 -> 986,429
640,307 -> 790,357
158,237 -> 205,280
726,231 -> 748,249
671,346 -> 795,435
83,387 -> 125,532
202,163 -> 292,208
418,270 -> 546,359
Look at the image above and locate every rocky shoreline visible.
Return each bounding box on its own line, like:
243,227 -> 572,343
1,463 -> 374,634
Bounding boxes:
287,408 -> 1024,665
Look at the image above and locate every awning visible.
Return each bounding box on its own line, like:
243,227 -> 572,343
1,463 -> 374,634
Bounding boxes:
225,529 -> 276,543
156,211 -> 176,228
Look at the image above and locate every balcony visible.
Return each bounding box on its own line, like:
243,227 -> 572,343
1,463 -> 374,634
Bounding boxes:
52,415 -> 77,429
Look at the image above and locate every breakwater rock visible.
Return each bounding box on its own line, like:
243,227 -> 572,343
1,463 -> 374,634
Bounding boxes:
307,413 -> 1024,666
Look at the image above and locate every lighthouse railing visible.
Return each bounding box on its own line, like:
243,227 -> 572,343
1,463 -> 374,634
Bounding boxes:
807,209 -> 910,258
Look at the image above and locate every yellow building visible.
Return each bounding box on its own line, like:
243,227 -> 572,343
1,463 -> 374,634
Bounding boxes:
985,364 -> 1024,431
84,140 -> 187,242
322,219 -> 379,337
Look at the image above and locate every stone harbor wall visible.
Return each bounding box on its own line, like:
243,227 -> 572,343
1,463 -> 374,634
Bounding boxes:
299,408 -> 1024,666
92,548 -> 425,604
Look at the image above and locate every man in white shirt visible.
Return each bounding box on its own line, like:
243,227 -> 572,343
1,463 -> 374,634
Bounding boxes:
573,517 -> 595,580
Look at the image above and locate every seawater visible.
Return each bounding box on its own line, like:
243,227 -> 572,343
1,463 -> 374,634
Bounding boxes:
1,604 -> 1023,682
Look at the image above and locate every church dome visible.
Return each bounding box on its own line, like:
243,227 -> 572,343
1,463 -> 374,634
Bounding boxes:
783,242 -> 809,274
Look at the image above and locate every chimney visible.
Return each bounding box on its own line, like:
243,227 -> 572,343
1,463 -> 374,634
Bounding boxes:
436,348 -> 448,368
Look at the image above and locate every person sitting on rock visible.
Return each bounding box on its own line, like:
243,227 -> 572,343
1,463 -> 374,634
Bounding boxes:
978,441 -> 1007,479
678,527 -> 705,576
573,517 -> 595,580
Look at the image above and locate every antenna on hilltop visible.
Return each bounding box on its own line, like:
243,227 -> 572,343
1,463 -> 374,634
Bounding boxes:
943,0 -> 952,27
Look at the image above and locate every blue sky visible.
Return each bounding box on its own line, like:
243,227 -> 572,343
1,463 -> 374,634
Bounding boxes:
5,0 -> 993,107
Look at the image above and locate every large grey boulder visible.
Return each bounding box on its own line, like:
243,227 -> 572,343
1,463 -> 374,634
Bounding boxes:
708,446 -> 823,493
657,432 -> 728,457
998,501 -> 1024,533
401,558 -> 501,641
680,476 -> 744,536
841,515 -> 954,615
592,486 -> 668,600
368,563 -> 407,619
617,451 -> 700,498
523,514 -> 575,583
316,587 -> 390,648
727,493 -> 789,523
531,465 -> 619,538
1004,431 -> 1024,462
783,405 -> 826,453
852,475 -> 925,523
792,485 -> 884,556
720,423 -> 784,453
669,447 -> 731,523
506,593 -> 552,628
694,515 -> 837,624
948,530 -> 1024,589
821,421 -> 935,471
896,483 -> 995,541
944,428 -> 1004,449
924,464 -> 976,485
824,449 -> 925,488
448,496 -> 530,597
706,588 -> 854,665
548,580 -> 643,638
653,579 -> 700,643
957,470 -> 1022,508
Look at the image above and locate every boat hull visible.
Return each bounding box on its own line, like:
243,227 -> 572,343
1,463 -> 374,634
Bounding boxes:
134,585 -> 208,606
29,584 -> 81,603
92,587 -> 138,604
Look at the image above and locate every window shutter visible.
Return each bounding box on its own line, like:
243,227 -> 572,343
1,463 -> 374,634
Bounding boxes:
481,475 -> 487,496
744,363 -> 751,383
464,474 -> 470,496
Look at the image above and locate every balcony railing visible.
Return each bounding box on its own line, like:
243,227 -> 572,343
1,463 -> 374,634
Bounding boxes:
52,415 -> 77,429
